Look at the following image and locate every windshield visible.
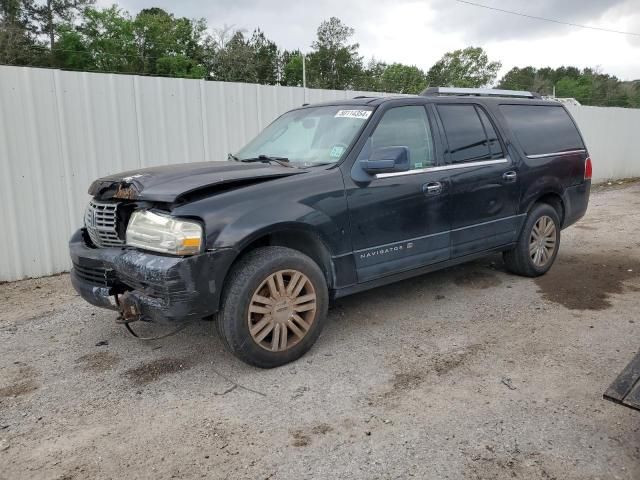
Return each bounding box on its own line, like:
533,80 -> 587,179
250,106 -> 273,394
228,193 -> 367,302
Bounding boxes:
235,105 -> 374,167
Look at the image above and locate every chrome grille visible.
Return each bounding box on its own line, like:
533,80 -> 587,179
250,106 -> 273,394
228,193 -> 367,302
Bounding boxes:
84,200 -> 124,247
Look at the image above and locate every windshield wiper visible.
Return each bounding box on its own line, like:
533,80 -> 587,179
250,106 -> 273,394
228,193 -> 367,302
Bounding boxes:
239,155 -> 294,168
305,162 -> 334,168
227,153 -> 240,161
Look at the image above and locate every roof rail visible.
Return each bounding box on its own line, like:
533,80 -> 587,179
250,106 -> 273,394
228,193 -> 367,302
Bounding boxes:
421,87 -> 541,99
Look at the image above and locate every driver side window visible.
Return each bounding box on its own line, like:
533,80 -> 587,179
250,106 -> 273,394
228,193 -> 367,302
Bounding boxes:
370,106 -> 435,169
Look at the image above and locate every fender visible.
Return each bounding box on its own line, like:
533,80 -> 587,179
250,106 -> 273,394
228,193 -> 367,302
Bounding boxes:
520,174 -> 565,216
212,205 -> 345,291
213,204 -> 344,253
170,168 -> 352,286
175,175 -> 349,250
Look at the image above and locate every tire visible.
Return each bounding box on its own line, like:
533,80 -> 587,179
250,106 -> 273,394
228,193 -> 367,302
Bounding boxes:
216,246 -> 329,368
503,203 -> 561,277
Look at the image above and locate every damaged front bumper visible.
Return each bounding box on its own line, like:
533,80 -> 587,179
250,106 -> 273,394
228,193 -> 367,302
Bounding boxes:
69,229 -> 236,323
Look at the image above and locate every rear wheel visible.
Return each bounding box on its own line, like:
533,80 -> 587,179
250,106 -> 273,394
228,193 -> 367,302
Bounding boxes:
217,246 -> 328,368
503,203 -> 561,277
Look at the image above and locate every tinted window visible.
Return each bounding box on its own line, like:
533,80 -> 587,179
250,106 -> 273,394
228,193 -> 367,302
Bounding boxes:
499,105 -> 584,156
370,106 -> 435,169
437,105 -> 494,163
477,107 -> 504,159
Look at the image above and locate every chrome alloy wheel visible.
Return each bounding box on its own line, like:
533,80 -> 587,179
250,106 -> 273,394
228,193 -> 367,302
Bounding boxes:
529,215 -> 557,267
248,270 -> 317,352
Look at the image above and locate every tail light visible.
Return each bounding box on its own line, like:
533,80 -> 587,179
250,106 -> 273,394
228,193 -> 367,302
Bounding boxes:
584,156 -> 592,180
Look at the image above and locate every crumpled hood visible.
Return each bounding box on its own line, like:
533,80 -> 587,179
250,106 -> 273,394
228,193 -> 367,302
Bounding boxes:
88,161 -> 305,203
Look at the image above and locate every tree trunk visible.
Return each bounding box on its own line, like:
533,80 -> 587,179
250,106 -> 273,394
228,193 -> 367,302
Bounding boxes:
47,0 -> 54,50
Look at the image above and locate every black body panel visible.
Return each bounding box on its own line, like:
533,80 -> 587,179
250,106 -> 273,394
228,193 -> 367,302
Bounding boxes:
88,161 -> 305,203
562,181 -> 591,227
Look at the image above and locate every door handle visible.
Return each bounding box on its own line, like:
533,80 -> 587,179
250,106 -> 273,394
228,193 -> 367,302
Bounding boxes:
423,182 -> 443,195
503,171 -> 517,183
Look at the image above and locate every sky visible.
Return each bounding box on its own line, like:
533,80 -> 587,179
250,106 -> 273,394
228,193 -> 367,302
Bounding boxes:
97,0 -> 640,81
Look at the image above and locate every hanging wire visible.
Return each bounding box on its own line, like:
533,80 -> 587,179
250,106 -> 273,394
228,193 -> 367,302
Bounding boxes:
455,0 -> 640,37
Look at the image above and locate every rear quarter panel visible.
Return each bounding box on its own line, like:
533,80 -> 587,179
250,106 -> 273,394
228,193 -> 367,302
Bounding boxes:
488,102 -> 588,221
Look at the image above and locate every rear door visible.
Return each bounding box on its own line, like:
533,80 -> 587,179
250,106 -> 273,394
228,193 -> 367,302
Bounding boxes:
498,103 -> 588,189
435,103 -> 521,257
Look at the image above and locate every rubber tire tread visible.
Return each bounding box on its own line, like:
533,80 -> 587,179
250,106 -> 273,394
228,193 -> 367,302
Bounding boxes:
503,203 -> 561,278
216,246 -> 328,368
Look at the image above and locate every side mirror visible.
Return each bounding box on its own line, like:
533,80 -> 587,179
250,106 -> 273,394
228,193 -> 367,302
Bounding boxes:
359,146 -> 410,174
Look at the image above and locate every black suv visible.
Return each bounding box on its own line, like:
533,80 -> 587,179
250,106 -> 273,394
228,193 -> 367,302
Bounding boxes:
70,87 -> 591,367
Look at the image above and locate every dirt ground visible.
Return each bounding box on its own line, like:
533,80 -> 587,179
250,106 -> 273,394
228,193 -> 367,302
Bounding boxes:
1,182 -> 640,480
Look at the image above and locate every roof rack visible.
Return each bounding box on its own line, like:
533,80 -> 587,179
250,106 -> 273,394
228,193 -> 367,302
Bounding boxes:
421,87 -> 541,99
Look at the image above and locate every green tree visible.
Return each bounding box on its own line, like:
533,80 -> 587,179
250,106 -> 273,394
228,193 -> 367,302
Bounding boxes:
624,81 -> 640,108
0,0 -> 46,65
354,58 -> 386,91
554,76 -> 592,104
497,65 -> 639,107
306,17 -> 363,89
280,49 -> 303,86
156,54 -> 205,78
497,66 -> 536,91
380,63 -> 427,94
250,28 -> 279,84
28,0 -> 94,51
132,7 -> 208,78
427,46 -> 501,88
51,23 -> 90,69
498,66 -> 555,95
211,30 -> 255,82
209,27 -> 281,84
53,5 -> 209,77
587,70 -> 630,107
62,6 -> 136,72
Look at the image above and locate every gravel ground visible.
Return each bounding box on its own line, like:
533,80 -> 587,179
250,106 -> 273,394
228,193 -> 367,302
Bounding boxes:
1,182 -> 640,480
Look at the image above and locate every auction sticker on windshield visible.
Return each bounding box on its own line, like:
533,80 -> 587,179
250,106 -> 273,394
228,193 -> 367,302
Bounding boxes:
330,145 -> 346,158
335,110 -> 372,119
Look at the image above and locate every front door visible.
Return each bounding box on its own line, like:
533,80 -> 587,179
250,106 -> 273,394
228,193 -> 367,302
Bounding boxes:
342,104 -> 451,283
434,103 -> 521,257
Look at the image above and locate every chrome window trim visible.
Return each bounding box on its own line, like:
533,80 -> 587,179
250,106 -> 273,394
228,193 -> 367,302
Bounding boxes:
526,149 -> 586,159
375,158 -> 508,179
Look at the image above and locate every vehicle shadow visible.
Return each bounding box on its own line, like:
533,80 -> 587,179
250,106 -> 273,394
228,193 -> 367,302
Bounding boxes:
145,252 -> 510,372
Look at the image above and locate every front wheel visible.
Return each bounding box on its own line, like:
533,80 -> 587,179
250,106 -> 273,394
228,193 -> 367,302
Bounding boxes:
216,246 -> 328,368
503,203 -> 561,277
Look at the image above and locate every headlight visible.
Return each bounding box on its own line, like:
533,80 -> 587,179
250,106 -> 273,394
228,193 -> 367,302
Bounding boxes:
126,210 -> 203,256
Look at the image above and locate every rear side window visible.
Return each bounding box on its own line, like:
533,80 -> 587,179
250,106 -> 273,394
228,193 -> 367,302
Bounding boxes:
437,105 -> 504,163
499,105 -> 584,156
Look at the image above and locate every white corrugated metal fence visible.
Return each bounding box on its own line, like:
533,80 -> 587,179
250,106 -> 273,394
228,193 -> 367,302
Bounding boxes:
565,105 -> 640,180
1,65 -> 639,281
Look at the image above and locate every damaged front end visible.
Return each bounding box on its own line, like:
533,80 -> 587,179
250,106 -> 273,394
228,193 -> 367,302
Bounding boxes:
72,160 -> 300,330
69,229 -> 236,327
